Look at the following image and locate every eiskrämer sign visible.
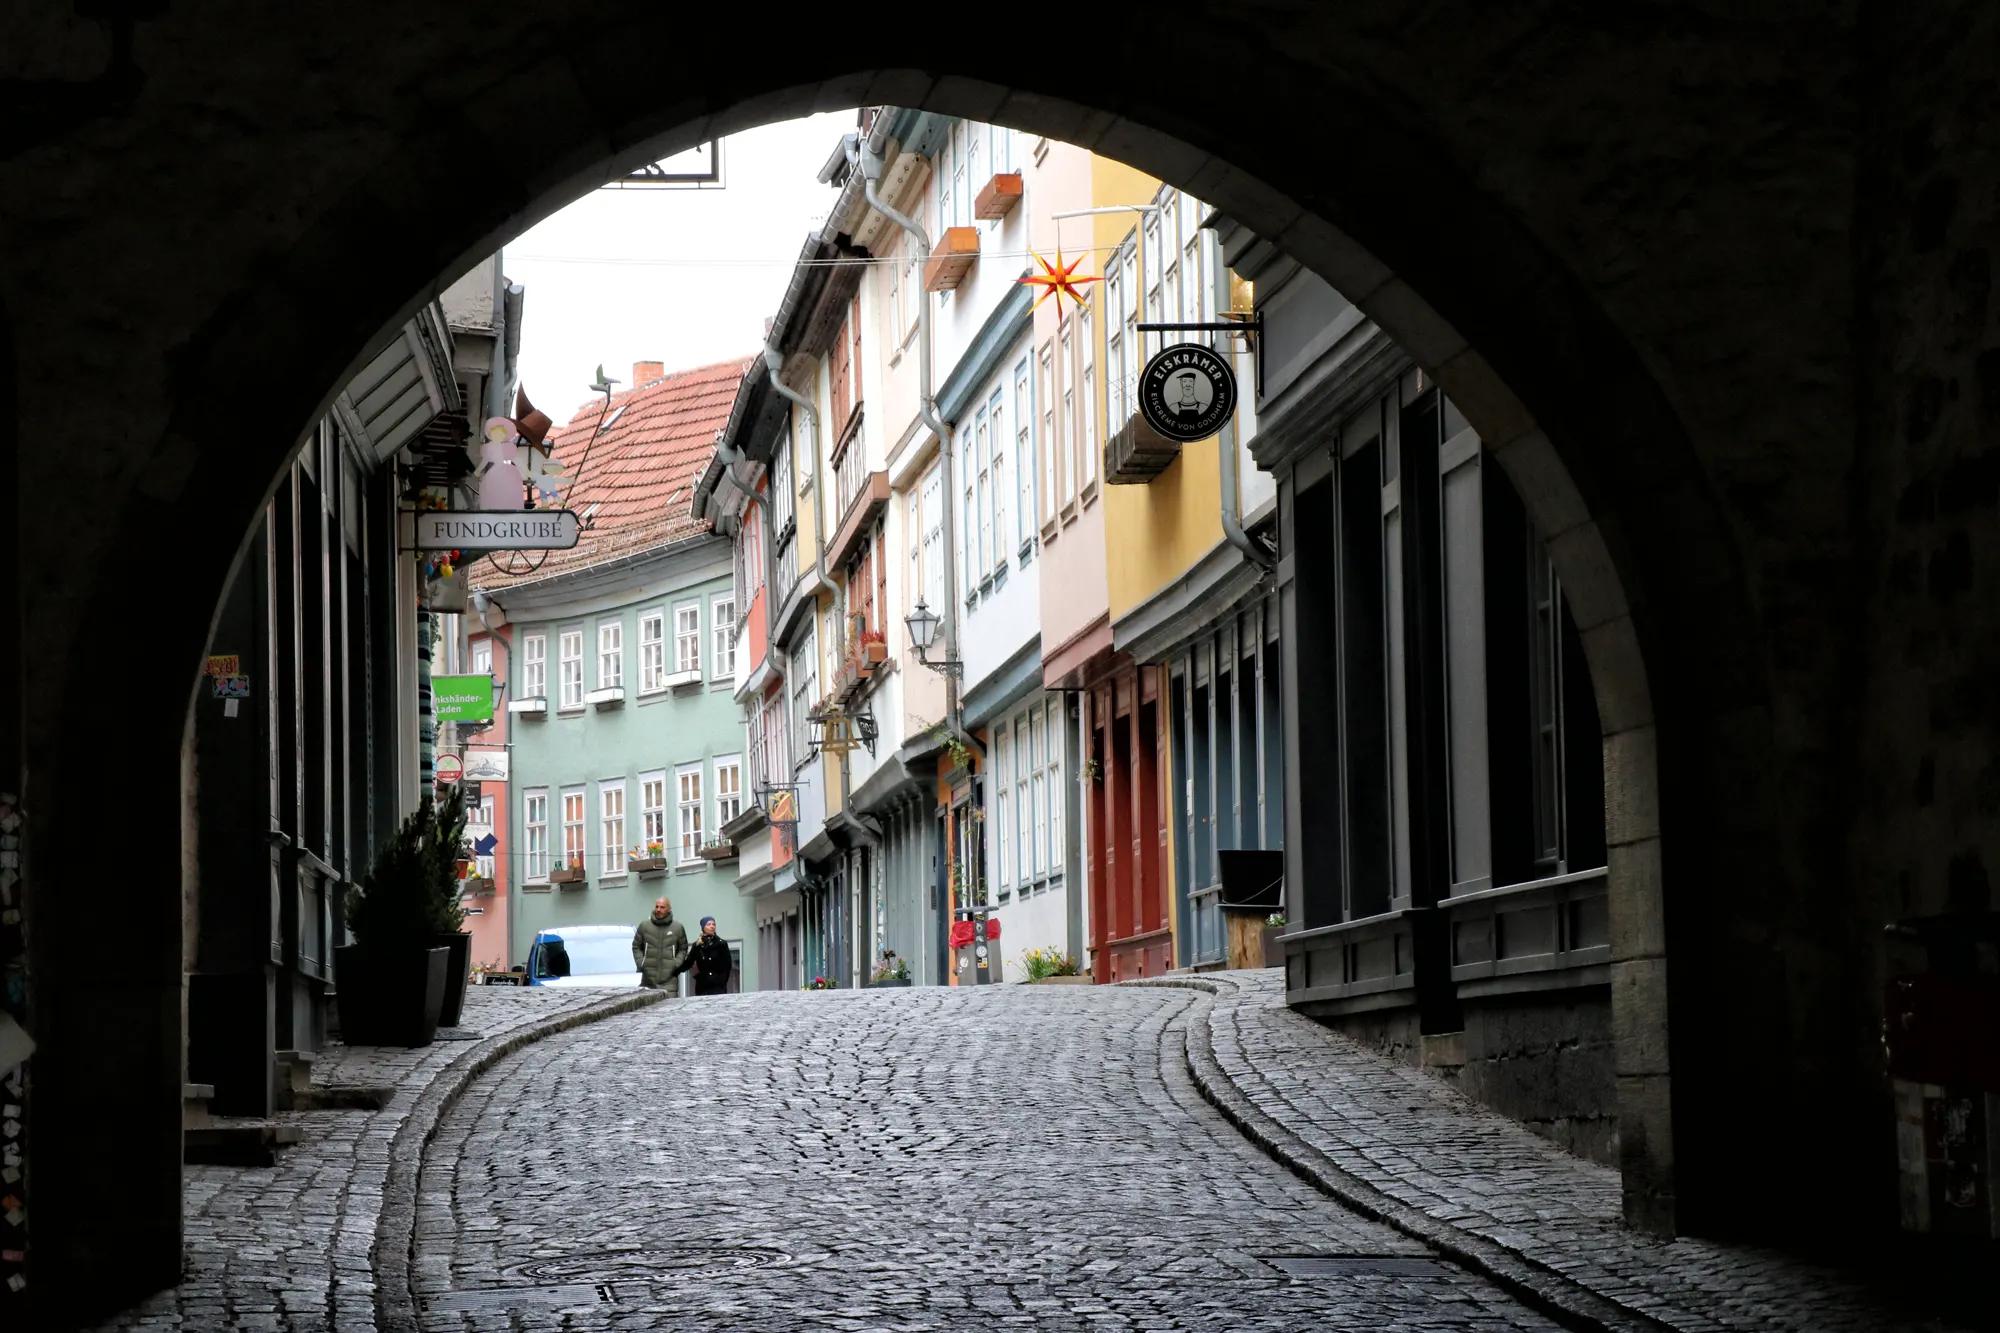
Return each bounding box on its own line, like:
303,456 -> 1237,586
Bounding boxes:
415,509 -> 581,551
1138,342 -> 1236,444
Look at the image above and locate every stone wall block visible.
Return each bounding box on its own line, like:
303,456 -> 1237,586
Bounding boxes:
1434,347 -> 1535,448
1490,429 -> 1593,541
1611,957 -> 1672,1077
1616,1072 -> 1677,1236
1361,278 -> 1469,371
1544,519 -> 1631,633
1602,724 -> 1662,847
1608,836 -> 1668,963
923,76 -> 1012,124
1273,211 -> 1393,305
1578,614 -> 1654,736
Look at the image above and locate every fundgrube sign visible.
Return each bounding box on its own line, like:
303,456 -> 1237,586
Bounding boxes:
415,510 -> 581,551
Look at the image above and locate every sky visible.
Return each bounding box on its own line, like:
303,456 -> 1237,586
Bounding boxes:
503,111 -> 856,426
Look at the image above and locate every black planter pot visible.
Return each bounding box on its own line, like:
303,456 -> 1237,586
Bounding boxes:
433,931 -> 473,1027
333,945 -> 449,1047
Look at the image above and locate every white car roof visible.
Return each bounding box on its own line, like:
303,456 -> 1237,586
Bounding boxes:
534,924 -> 633,940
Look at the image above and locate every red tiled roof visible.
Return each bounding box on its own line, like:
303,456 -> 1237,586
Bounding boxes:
473,356 -> 752,590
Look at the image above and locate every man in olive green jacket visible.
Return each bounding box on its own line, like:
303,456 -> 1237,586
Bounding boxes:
631,897 -> 691,990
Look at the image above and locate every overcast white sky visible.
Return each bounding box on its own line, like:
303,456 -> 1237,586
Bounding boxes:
504,111 -> 855,425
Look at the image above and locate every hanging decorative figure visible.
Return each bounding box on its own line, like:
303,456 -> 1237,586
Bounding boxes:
476,416 -> 527,511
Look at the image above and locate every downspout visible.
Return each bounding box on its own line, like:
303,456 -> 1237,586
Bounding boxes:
1218,416 -> 1274,574
713,428 -> 779,682
860,141 -> 982,761
763,342 -> 825,593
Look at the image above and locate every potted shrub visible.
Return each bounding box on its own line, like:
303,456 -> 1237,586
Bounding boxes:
427,787 -> 473,1027
1021,946 -> 1091,985
866,954 -> 911,988
1262,912 -> 1286,969
336,798 -> 454,1047
628,840 -> 667,873
803,975 -> 837,991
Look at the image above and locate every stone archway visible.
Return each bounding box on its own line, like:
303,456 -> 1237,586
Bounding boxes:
8,6 -> 1872,1311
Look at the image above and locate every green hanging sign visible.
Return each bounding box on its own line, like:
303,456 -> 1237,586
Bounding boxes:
433,674 -> 495,723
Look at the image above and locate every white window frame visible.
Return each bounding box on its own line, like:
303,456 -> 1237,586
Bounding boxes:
920,463 -> 944,613
558,630 -> 584,709
973,403 -> 992,580
1057,319 -> 1075,505
599,779 -> 627,877
790,627 -> 818,771
598,619 -> 623,690
675,764 -> 704,864
1014,355 -> 1035,553
994,727 -> 1012,900
715,755 -> 743,832
1077,304 -> 1097,492
987,382 -> 1008,575
472,793 -> 496,879
1039,343 -> 1057,525
523,633 -> 546,700
471,639 -> 492,677
640,770 -> 667,858
712,595 -> 736,680
674,602 -> 701,675
560,787 -> 585,873
524,789 -> 549,882
1046,697 -> 1065,879
639,609 -> 666,693
1015,715 -> 1032,890
1030,708 -> 1047,880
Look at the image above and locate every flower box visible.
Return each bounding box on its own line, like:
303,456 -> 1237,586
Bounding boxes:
973,171 -> 1024,220
1032,974 -> 1094,985
627,855 -> 667,874
863,638 -> 889,665
460,876 -> 495,897
549,864 -> 586,886
696,841 -> 738,862
923,226 -> 979,292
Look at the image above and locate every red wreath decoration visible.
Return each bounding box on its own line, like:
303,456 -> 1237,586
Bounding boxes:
983,918 -> 1002,941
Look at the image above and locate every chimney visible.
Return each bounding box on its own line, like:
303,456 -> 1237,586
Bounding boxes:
632,361 -> 665,390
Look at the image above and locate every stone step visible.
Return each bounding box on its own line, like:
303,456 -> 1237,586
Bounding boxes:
184,1120 -> 302,1167
182,1082 -> 217,1131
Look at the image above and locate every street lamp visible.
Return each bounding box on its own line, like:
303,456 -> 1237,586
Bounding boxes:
904,599 -> 961,678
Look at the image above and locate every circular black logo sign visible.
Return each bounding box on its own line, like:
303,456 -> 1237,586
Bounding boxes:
1139,343 -> 1236,444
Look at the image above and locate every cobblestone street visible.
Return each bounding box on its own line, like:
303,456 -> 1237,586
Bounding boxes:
408,984 -> 1565,1332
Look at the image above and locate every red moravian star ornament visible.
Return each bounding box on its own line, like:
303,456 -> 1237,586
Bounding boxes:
1018,248 -> 1102,315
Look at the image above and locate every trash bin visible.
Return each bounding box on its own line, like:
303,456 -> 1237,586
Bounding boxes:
1883,913 -> 2000,1239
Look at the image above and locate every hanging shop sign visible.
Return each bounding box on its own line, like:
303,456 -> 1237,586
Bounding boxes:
204,654 -> 240,677
414,510 -> 580,552
432,673 -> 495,723
1138,342 -> 1237,444
462,748 -> 510,782
435,754 -> 463,785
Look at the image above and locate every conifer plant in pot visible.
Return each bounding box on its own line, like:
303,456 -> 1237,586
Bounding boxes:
335,795 -> 458,1046
428,786 -> 474,1027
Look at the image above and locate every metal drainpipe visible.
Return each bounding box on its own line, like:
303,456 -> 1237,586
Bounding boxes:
763,346 -> 828,590
862,149 -> 982,761
1218,415 -> 1274,573
713,433 -> 779,684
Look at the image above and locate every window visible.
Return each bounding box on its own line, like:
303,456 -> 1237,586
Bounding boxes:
790,626 -> 817,771
973,404 -> 992,579
600,780 -> 626,875
919,463 -> 944,611
675,603 -> 701,674
676,765 -> 703,862
1144,213 -> 1164,323
1077,305 -> 1097,490
598,619 -> 623,690
1046,697 -> 1065,873
471,639 -> 492,677
1039,343 -> 1057,525
1057,320 -> 1075,504
523,633 -> 546,699
639,610 -> 666,692
1119,240 -> 1140,422
561,788 -> 585,871
994,727 -> 1012,900
712,596 -> 736,679
472,794 -> 495,879
524,790 -> 549,880
1014,355 -> 1035,552
558,630 -> 583,708
1015,714 -> 1032,885
960,427 -> 976,597
715,756 -> 743,829
761,689 -> 788,787
740,502 -> 765,602
906,484 -> 924,609
794,381 -> 816,487
1030,707 -> 1047,878
772,424 -> 796,542
641,771 -> 667,854
987,384 -> 1008,574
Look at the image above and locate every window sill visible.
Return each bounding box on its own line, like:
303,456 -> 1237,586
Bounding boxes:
598,871 -> 628,883
522,882 -> 552,893
674,861 -> 707,876
556,707 -> 586,718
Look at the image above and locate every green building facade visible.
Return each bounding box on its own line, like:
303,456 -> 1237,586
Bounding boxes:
493,531 -> 753,989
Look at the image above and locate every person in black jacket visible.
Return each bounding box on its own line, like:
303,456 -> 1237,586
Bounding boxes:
682,916 -> 733,996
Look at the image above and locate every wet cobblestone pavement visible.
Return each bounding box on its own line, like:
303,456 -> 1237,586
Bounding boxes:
408,984 -> 1564,1332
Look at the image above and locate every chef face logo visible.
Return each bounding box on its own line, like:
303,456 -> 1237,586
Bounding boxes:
1139,343 -> 1236,443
